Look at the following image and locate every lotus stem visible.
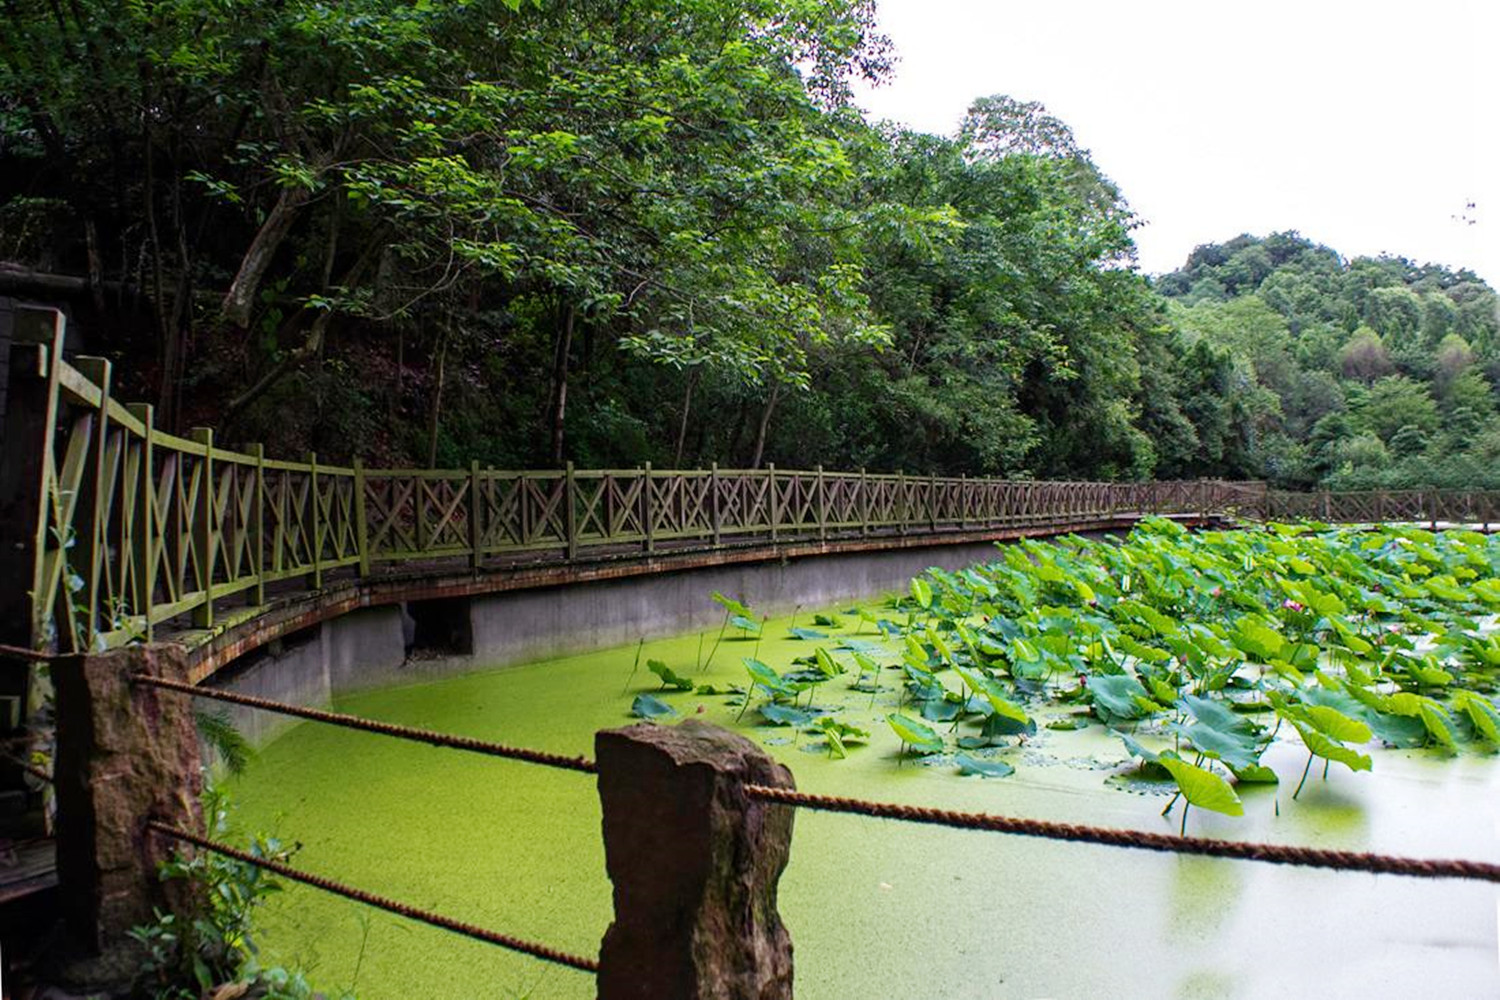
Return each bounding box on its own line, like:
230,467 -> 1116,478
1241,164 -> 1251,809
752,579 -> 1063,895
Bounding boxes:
622,637 -> 645,693
1293,750 -> 1315,799
704,611 -> 731,671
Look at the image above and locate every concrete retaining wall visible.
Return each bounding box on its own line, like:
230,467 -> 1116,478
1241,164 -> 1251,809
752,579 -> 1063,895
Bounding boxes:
207,534 -> 1085,743
467,539 -> 1005,670
207,606 -> 406,746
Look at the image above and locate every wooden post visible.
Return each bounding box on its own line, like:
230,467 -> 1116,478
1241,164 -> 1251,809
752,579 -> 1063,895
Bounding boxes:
53,644 -> 204,959
189,428 -> 215,629
308,452 -> 323,589
859,467 -> 869,537
469,459 -> 483,570
767,463 -> 779,544
710,462 -> 722,547
897,470 -> 907,535
565,461 -> 578,562
0,306 -> 65,651
815,464 -> 827,541
596,720 -> 795,1000
353,458 -> 371,577
643,462 -> 655,555
127,403 -> 156,641
75,356 -> 113,650
930,473 -> 939,531
250,444 -> 266,606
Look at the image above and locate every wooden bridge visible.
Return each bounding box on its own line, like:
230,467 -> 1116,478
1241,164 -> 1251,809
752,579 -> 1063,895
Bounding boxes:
3,301 -> 1498,679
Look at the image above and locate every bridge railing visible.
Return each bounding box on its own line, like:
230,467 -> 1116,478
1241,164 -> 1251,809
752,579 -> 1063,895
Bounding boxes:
0,317 -> 1250,655
1264,488 -> 1500,526
5,306 -> 1491,658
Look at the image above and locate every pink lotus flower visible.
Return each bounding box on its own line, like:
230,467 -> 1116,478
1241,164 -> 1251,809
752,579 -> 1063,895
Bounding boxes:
1282,599 -> 1304,612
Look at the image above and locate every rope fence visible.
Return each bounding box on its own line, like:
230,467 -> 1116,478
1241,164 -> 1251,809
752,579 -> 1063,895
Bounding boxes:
134,676 -> 1500,884
745,785 -> 1500,883
39,656 -> 1500,998
131,674 -> 598,775
146,822 -> 600,974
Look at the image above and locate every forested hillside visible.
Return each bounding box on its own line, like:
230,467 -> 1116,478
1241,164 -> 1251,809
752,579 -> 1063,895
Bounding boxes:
2,0 -> 1494,487
1159,235 -> 1500,488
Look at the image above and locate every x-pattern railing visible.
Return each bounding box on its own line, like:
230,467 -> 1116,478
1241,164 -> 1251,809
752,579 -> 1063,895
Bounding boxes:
7,312 -> 1498,656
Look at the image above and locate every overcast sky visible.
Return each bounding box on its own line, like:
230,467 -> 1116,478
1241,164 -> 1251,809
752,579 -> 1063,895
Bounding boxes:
852,0 -> 1498,286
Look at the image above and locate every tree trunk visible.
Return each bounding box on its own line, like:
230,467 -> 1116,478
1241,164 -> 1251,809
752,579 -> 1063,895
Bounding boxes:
83,217 -> 105,315
546,304 -> 575,466
426,323 -> 449,470
217,221 -> 376,433
748,382 -> 780,470
220,184 -> 311,329
673,368 -> 700,467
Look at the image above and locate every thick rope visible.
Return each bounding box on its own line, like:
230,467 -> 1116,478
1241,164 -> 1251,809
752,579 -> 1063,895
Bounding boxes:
0,644 -> 51,661
132,674 -> 597,775
745,785 -> 1500,883
148,822 -> 599,974
131,674 -> 1499,883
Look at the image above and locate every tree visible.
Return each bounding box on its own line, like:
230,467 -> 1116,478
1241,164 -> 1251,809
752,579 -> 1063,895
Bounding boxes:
1433,334 -> 1476,397
1339,328 -> 1393,383
1355,376 -> 1438,443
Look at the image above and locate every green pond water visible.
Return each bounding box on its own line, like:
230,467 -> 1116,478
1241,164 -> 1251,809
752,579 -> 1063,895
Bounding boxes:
226,604 -> 1500,999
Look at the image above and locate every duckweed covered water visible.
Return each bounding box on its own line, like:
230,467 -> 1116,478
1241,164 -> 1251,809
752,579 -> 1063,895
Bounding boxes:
227,604 -> 1500,999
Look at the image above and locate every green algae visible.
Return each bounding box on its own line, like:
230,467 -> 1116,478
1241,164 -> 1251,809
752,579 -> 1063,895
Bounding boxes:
227,602 -> 1500,999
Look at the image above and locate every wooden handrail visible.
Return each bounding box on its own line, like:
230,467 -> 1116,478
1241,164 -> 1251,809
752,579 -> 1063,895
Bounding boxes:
5,332 -> 1492,656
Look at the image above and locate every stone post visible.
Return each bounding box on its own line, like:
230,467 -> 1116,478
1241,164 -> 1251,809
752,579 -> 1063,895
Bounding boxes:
53,643 -> 204,958
595,720 -> 796,1000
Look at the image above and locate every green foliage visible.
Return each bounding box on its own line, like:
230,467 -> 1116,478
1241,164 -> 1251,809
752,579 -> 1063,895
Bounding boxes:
195,711 -> 255,778
647,660 -> 694,692
129,790 -> 353,999
6,0 -> 1495,485
1159,233 -> 1500,489
631,522 -> 1498,837
630,694 -> 678,720
886,713 -> 944,754
1158,752 -> 1243,818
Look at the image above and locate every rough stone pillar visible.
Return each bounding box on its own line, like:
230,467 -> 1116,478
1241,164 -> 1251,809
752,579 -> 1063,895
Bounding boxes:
596,720 -> 796,1000
53,643 -> 204,955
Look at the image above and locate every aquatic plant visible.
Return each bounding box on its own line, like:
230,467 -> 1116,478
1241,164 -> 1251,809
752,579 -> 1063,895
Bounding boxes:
659,519 -> 1500,833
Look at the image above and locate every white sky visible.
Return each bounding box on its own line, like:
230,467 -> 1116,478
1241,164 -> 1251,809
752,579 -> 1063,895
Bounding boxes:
852,0 -> 1499,286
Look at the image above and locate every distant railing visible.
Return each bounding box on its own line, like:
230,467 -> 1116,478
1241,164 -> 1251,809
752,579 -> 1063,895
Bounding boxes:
1265,489 -> 1500,527
4,305 -> 1493,658
0,311 -> 1258,655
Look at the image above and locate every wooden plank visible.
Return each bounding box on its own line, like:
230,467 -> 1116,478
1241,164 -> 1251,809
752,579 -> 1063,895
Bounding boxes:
75,357 -> 112,650
565,461 -> 578,562
768,464 -> 779,543
354,459 -> 371,576
190,428 -> 215,628
469,460 -> 482,570
127,405 -> 156,640
710,463 -> 722,547
310,455 -> 324,588
643,462 -> 655,555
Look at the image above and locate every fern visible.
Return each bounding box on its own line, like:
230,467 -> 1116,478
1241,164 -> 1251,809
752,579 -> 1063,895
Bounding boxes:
195,710 -> 254,777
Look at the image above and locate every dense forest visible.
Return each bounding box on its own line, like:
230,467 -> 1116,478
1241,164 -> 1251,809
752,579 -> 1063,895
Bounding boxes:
1,0 -> 1495,488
